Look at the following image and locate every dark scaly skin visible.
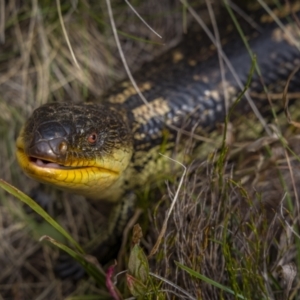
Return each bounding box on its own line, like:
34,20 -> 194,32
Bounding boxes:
16,1 -> 300,277
107,2 -> 300,155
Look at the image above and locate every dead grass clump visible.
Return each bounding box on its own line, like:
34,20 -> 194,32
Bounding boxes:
149,114 -> 300,298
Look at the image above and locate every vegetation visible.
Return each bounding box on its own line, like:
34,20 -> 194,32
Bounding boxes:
1,0 -> 300,299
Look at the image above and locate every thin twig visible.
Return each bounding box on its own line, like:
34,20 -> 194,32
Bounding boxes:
0,0 -> 5,43
125,0 -> 162,38
284,148 -> 300,218
181,0 -> 271,136
206,0 -> 229,113
149,154 -> 186,257
280,193 -> 300,240
105,0 -> 151,108
56,0 -> 81,69
149,272 -> 197,300
257,0 -> 300,50
117,208 -> 143,270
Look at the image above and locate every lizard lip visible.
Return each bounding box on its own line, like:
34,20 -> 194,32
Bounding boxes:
29,156 -> 81,170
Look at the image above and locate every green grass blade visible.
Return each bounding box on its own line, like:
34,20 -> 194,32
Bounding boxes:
41,235 -> 106,285
66,296 -> 111,300
175,262 -> 247,299
0,178 -> 84,254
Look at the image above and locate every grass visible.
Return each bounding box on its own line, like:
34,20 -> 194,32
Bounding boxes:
1,0 -> 300,299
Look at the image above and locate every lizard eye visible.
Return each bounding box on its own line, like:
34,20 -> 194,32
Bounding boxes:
87,132 -> 97,145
